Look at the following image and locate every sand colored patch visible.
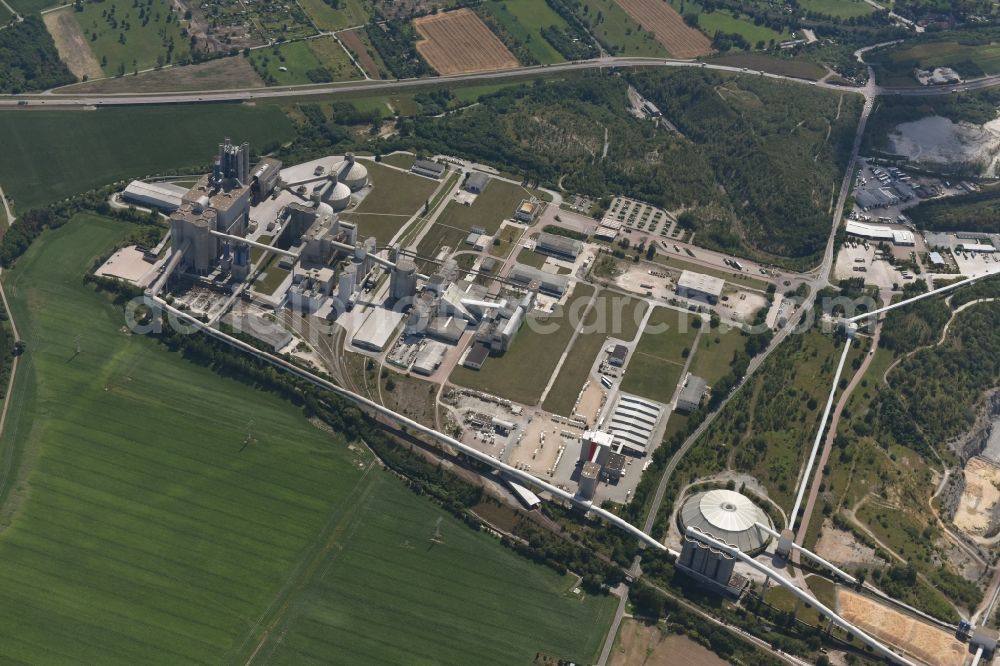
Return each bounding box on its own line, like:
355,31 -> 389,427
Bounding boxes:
43,7 -> 103,81
616,0 -> 713,59
837,588 -> 965,666
575,380 -> 606,426
611,620 -> 726,666
954,456 -> 1000,535
413,9 -> 519,75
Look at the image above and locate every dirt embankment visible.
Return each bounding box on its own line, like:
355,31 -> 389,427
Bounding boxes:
940,390 -> 1000,534
43,7 -> 103,82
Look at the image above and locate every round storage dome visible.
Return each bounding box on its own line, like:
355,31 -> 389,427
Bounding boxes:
326,181 -> 352,211
333,153 -> 368,191
679,488 -> 772,553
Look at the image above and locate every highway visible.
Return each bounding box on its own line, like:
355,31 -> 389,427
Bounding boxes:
1,57 -> 864,107
2,48 -> 998,110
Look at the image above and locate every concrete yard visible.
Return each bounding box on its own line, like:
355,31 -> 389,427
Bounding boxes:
834,241 -> 907,290
508,416 -> 580,479
95,246 -> 159,285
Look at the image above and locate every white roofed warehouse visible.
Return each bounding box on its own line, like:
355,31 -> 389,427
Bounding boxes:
675,270 -> 724,305
122,180 -> 189,212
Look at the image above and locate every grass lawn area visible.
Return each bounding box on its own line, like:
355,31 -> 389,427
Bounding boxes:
0,105 -> 292,211
416,179 -> 528,264
340,161 -> 439,245
516,246 -> 548,268
710,53 -> 826,80
0,213 -> 616,663
452,81 -> 525,103
668,0 -> 785,45
621,307 -> 698,404
483,0 -> 566,64
382,152 -> 416,170
250,38 -> 360,86
297,0 -> 366,31
799,0 -> 873,18
451,284 -> 595,405
688,327 -> 745,386
254,263 -> 290,295
542,291 -> 647,416
73,0 -> 189,74
573,0 -> 668,57
489,224 -> 524,259
249,235 -> 274,264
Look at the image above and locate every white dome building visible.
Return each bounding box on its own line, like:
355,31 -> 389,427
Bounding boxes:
313,175 -> 352,212
333,153 -> 368,192
679,488 -> 772,553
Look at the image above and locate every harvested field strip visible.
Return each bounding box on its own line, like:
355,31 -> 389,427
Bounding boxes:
340,28 -> 382,79
414,8 -> 519,76
43,6 -> 102,81
57,56 -> 264,93
616,0 -> 712,59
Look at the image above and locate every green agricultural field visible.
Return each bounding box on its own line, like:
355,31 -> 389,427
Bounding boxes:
483,0 -> 566,64
451,284 -> 596,405
543,291 -> 647,416
254,476 -> 615,664
7,0 -> 58,14
340,161 -> 440,244
688,327 -> 745,386
0,105 -> 292,211
249,37 -> 361,86
297,0 -> 367,31
799,0 -> 873,18
0,214 -> 615,663
73,0 -> 189,74
571,0 -> 668,56
621,307 -> 698,403
872,38 -> 1000,84
416,179 -> 530,265
668,0 -> 784,46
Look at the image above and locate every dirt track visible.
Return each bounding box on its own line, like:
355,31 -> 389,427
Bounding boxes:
414,9 -> 519,76
43,7 -> 103,81
615,0 -> 713,59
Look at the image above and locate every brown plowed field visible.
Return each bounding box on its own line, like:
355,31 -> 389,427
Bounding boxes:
340,28 -> 382,79
413,9 -> 519,76
616,0 -> 713,59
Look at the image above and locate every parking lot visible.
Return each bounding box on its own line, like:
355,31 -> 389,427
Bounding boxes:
834,241 -> 908,290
